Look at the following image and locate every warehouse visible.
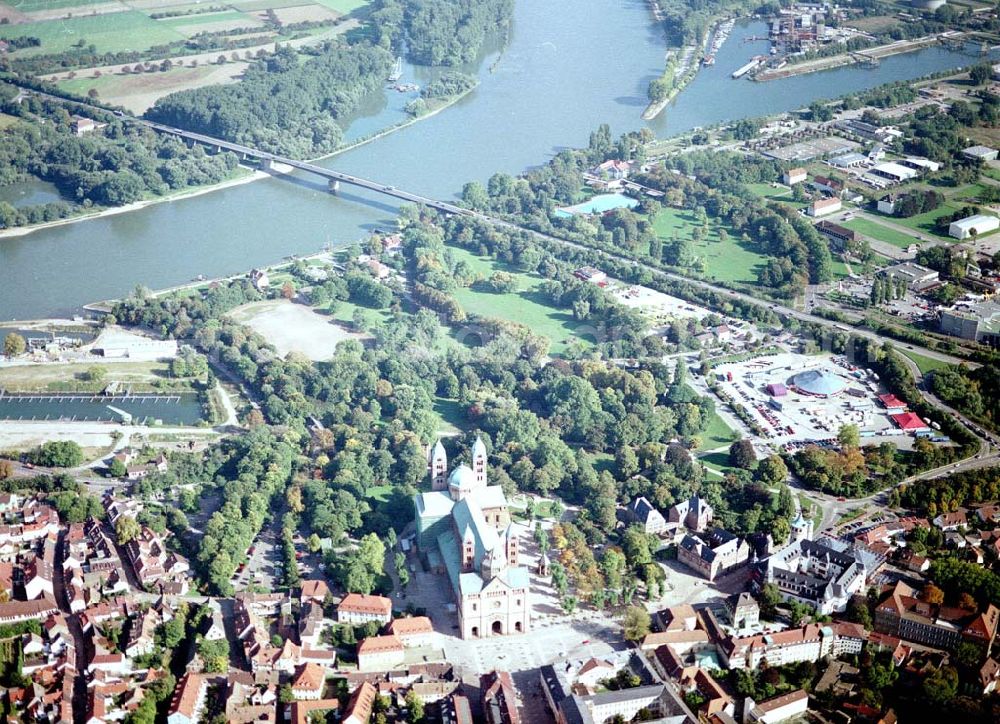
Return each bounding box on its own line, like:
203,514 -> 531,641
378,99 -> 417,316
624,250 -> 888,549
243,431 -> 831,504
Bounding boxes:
869,162 -> 918,184
948,214 -> 1000,240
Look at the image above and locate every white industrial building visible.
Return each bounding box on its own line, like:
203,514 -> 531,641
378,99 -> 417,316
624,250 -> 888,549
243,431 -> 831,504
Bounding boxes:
949,213 -> 1000,240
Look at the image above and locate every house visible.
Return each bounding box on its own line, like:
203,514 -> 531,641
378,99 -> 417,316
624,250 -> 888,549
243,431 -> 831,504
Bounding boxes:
290,663 -> 327,701
627,497 -> 667,535
250,269 -> 270,291
357,635 -> 404,672
0,597 -> 59,625
783,168 -> 807,186
949,214 -> 1000,240
963,145 -> 998,162
744,689 -> 809,723
167,674 -> 210,724
481,670 -> 520,724
386,616 -> 435,647
808,196 -> 841,217
575,658 -> 617,690
70,116 -> 97,136
932,510 -> 967,531
337,594 -> 392,625
677,529 -> 750,582
300,580 -> 329,606
811,176 -> 842,195
593,159 -> 631,181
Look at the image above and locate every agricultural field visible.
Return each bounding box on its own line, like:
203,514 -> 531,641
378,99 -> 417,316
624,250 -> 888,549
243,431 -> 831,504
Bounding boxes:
652,207 -> 766,284
447,246 -> 596,356
0,11 -> 184,56
57,62 -> 247,112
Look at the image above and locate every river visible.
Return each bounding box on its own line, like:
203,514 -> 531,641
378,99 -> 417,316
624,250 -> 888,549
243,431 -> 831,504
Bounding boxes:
0,2 -> 993,321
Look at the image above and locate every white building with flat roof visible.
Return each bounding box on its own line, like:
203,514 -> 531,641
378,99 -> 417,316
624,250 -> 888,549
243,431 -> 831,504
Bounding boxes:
949,214 -> 1000,240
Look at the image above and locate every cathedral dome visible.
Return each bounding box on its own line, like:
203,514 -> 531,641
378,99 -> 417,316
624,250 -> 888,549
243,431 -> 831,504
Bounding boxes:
448,464 -> 476,492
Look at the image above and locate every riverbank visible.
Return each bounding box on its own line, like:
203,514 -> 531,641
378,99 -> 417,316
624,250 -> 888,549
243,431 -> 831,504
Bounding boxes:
642,17 -> 734,121
753,34 -> 951,81
0,82 -> 478,240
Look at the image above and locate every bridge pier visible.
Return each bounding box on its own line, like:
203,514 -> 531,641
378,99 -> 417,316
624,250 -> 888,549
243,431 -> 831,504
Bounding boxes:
260,158 -> 273,173
328,179 -> 341,195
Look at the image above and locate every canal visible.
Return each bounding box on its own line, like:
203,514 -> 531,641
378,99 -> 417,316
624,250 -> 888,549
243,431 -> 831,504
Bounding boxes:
0,2 -> 993,321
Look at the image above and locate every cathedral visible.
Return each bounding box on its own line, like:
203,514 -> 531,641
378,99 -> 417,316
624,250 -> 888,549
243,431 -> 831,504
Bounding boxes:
413,438 -> 530,639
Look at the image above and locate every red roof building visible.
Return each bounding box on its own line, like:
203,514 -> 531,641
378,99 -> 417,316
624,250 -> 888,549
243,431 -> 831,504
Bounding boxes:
878,394 -> 907,410
891,412 -> 929,431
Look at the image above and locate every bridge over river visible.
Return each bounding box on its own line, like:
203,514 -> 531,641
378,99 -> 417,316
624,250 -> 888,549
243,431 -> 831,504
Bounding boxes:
140,120 -> 474,216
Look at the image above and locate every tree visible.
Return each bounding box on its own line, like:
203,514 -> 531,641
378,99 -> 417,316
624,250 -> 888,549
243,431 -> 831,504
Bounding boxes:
756,455 -> 788,486
922,583 -> 945,605
623,605 -> 650,642
3,333 -> 25,357
921,665 -> 958,705
109,458 -> 127,478
31,441 -> 83,468
729,438 -> 756,470
82,366 -> 107,383
404,689 -> 425,723
970,63 -> 992,86
838,423 -> 860,449
115,515 -> 141,545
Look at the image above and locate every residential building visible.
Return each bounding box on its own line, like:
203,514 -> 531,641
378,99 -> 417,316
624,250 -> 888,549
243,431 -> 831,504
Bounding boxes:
744,689 -> 809,723
949,213 -> 1000,240
627,497 -> 667,535
337,594 -> 392,625
290,663 -> 327,700
677,529 -> 750,582
874,581 -> 999,650
300,580 -> 329,606
783,168 -> 807,186
343,681 -> 376,724
668,495 -> 713,532
167,674 -> 210,724
720,623 -> 865,669
877,194 -> 897,215
414,439 -> 529,639
808,197 -> 842,217
357,635 -> 405,672
386,616 -> 435,647
725,593 -> 760,633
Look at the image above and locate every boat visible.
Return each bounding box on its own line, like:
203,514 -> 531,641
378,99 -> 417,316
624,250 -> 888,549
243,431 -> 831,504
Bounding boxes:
388,57 -> 403,83
702,54 -> 715,66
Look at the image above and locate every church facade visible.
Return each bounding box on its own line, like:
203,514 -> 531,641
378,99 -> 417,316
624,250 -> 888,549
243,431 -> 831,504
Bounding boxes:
414,438 -> 530,639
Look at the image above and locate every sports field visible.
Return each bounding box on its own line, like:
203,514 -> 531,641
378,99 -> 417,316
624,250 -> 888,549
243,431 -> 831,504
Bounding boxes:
652,207 -> 766,284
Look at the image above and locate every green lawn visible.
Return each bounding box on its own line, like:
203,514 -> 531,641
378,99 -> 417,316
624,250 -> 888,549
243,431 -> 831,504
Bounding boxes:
830,259 -> 853,280
365,485 -> 393,503
901,349 -> 950,375
0,12 -> 184,56
432,397 -> 464,433
698,408 -> 739,450
745,182 -> 792,202
890,203 -> 963,240
448,247 -> 595,355
843,216 -> 921,249
652,207 -> 766,284
700,451 -> 737,475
